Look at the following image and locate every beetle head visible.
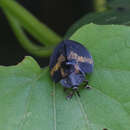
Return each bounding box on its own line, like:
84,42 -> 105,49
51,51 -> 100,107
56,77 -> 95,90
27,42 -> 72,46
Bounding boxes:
60,72 -> 85,88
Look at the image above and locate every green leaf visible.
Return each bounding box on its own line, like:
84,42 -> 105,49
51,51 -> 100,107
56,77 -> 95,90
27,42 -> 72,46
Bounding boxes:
107,0 -> 130,9
70,24 -> 130,129
1,24 -> 130,130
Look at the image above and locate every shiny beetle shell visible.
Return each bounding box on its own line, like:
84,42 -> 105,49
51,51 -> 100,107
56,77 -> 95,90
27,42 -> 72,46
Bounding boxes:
49,40 -> 94,89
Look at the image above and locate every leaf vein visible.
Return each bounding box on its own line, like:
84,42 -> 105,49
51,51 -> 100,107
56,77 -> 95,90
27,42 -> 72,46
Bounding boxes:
17,71 -> 43,130
76,95 -> 92,130
53,83 -> 57,130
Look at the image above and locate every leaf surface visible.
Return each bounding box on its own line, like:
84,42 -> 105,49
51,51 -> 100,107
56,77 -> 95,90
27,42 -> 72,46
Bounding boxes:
1,24 -> 130,130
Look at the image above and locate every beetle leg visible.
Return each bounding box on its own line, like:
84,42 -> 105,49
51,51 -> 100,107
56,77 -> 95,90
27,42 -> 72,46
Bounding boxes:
85,85 -> 91,89
66,88 -> 80,99
76,90 -> 80,97
84,80 -> 92,89
64,88 -> 72,99
84,80 -> 88,84
64,88 -> 67,92
66,91 -> 75,99
72,86 -> 80,97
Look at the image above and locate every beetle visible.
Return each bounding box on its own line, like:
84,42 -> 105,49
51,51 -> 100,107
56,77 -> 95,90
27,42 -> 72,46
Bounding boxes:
49,40 -> 94,98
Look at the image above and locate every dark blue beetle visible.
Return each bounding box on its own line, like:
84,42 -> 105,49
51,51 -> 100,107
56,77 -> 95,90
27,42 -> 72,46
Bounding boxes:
49,40 -> 93,98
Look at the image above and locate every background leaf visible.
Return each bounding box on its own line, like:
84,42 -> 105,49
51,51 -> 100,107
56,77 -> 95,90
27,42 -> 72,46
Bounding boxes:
1,24 -> 130,130
107,0 -> 130,9
65,0 -> 130,39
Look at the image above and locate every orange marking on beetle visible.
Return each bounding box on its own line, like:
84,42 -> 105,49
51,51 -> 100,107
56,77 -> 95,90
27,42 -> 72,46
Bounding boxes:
60,68 -> 67,77
68,51 -> 93,64
74,64 -> 80,73
51,55 -> 65,76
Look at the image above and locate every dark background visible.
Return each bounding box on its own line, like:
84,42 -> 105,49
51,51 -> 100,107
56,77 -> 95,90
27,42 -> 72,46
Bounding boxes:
0,0 -> 93,66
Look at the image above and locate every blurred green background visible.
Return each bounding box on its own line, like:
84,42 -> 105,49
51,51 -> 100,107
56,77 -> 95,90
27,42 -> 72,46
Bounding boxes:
0,0 -> 93,66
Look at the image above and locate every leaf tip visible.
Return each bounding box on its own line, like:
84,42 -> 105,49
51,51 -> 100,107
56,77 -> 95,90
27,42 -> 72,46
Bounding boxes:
17,56 -> 40,67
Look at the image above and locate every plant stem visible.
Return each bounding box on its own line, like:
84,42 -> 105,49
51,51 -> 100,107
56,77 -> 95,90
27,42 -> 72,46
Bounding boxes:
0,0 -> 62,46
5,10 -> 54,57
93,0 -> 107,12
